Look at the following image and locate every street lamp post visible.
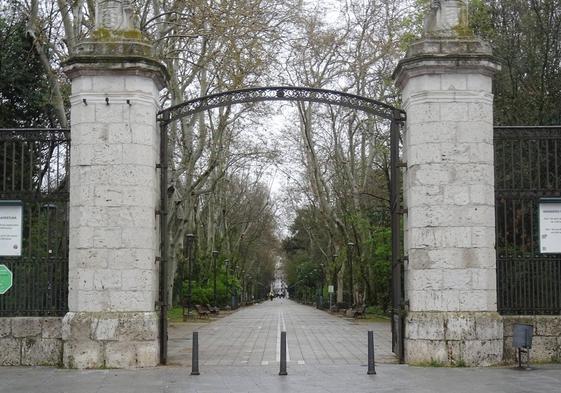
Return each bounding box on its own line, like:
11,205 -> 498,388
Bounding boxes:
347,242 -> 354,307
212,250 -> 219,307
184,234 -> 196,318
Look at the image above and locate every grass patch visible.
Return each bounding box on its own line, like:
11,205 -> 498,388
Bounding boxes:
168,306 -> 184,322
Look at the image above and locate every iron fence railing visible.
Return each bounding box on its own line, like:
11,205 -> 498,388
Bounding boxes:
0,129 -> 69,316
494,126 -> 561,315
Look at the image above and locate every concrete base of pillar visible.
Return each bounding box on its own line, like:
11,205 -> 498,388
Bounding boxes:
405,311 -> 503,366
62,311 -> 159,369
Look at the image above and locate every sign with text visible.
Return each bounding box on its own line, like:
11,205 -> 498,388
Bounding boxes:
328,285 -> 334,293
539,198 -> 561,254
0,201 -> 23,256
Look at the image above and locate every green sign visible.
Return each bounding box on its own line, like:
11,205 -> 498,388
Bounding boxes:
0,264 -> 13,294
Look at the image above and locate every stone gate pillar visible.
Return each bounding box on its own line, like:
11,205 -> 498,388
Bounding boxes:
393,2 -> 503,366
62,5 -> 167,368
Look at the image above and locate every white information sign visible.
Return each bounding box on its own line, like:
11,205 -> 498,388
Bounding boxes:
328,285 -> 334,293
0,202 -> 23,256
539,199 -> 561,254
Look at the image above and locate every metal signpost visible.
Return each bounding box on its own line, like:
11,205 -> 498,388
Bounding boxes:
539,198 -> 561,254
328,285 -> 334,310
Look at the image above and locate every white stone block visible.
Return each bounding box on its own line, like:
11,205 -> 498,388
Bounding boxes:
468,101 -> 494,123
121,270 -> 156,291
406,102 -> 441,123
71,76 -> 93,94
109,290 -> 154,311
409,269 -> 443,290
110,165 -> 155,187
69,269 -> 95,291
121,185 -> 156,207
91,75 -> 126,92
459,290 -> 494,311
121,227 -> 155,249
467,74 -> 492,92
441,74 -> 467,91
93,227 -> 122,249
442,269 -> 472,290
409,164 -> 454,186
130,124 -> 158,146
74,290 -> 110,312
111,249 -> 155,270
440,102 -> 469,122
107,123 -> 133,144
71,105 -> 96,124
94,270 -> 122,290
126,103 -> 157,126
409,227 -> 472,249
469,184 -> 494,205
471,227 -> 496,248
122,144 -> 156,165
95,104 -> 124,124
70,248 -> 110,269
91,318 -> 119,341
93,185 -> 123,207
70,227 -> 94,249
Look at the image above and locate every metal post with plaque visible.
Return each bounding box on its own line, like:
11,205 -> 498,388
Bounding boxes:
539,198 -> 561,254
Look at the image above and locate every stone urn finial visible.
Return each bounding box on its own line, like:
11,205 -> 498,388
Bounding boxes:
95,0 -> 140,32
424,0 -> 472,37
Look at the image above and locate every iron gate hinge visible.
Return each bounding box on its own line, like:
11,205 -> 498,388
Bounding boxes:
398,161 -> 407,168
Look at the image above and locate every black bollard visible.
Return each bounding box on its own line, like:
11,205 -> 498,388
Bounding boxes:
191,331 -> 200,375
367,330 -> 376,375
279,331 -> 287,376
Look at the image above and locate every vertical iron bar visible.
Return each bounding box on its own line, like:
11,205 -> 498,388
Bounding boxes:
159,119 -> 169,365
390,113 -> 403,363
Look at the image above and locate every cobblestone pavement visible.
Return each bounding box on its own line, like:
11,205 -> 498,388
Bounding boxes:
167,299 -> 396,367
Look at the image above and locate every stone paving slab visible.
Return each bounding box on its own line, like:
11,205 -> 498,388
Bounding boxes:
168,299 -> 395,367
1,364 -> 561,393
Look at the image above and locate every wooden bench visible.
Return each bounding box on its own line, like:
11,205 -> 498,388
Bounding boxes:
352,304 -> 367,318
205,304 -> 220,315
194,304 -> 210,319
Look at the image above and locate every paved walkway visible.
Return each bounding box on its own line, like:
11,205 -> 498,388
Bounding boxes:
2,364 -> 561,392
167,299 -> 395,367
3,301 -> 561,392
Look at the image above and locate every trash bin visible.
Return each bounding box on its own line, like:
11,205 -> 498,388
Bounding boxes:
513,324 -> 533,349
513,323 -> 533,369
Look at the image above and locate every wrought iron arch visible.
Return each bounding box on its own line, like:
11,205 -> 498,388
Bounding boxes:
157,86 -> 406,124
157,85 -> 406,366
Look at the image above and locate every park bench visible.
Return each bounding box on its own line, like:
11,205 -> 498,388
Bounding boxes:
352,304 -> 367,318
194,304 -> 210,319
205,304 -> 220,315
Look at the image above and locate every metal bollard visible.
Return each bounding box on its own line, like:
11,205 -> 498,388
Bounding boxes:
191,331 -> 200,375
279,331 -> 287,376
367,330 -> 376,375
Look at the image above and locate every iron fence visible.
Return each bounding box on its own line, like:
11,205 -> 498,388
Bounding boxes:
494,126 -> 561,315
0,129 -> 69,316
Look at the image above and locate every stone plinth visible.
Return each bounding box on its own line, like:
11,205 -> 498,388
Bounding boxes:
394,37 -> 503,366
63,38 -> 166,368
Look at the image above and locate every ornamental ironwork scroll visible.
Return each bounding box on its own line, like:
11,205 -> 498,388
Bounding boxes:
157,86 -> 406,124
